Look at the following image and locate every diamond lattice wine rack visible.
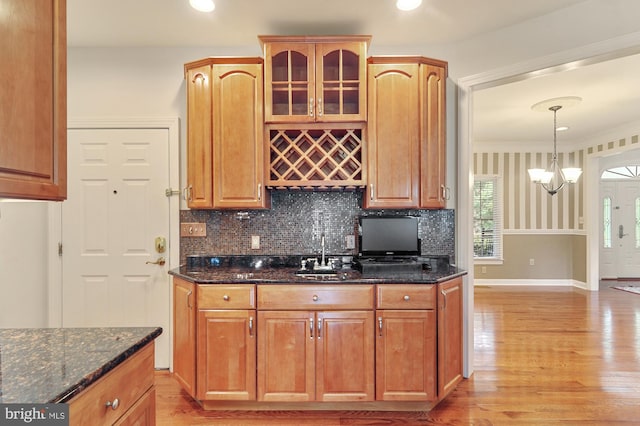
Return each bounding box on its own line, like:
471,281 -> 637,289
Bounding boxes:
267,124 -> 365,189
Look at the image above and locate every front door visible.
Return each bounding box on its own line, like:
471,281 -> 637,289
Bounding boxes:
600,180 -> 640,279
616,181 -> 640,277
62,128 -> 171,368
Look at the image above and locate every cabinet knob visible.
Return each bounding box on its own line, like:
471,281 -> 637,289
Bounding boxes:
312,295 -> 319,302
404,295 -> 410,301
105,398 -> 120,410
223,295 -> 230,301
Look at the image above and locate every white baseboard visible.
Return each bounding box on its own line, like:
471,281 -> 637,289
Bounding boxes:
474,279 -> 587,290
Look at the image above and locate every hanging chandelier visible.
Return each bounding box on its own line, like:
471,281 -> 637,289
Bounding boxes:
527,97 -> 582,196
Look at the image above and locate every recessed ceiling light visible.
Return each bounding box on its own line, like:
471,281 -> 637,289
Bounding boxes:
556,126 -> 569,132
396,0 -> 422,11
190,0 -> 215,12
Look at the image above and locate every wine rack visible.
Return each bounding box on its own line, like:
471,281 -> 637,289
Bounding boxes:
267,124 -> 365,189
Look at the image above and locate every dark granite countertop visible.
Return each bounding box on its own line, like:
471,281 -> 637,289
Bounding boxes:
170,255 -> 466,284
0,327 -> 162,404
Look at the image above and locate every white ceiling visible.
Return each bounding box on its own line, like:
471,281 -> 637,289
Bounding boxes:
66,0 -> 640,149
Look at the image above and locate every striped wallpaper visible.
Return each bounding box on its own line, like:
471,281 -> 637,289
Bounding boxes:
474,150 -> 585,231
474,134 -> 639,232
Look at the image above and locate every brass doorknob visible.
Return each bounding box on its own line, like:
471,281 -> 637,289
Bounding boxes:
146,257 -> 166,266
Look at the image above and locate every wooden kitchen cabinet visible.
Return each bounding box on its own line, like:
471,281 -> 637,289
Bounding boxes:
184,58 -> 268,209
170,276 -> 465,410
259,36 -> 370,123
173,277 -> 196,398
196,285 -> 257,401
365,57 -> 448,209
257,285 -> 375,402
437,277 -> 463,397
0,0 -> 67,201
69,343 -> 156,426
375,285 -> 437,401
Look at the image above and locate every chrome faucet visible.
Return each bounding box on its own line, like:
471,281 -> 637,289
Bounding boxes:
313,233 -> 332,270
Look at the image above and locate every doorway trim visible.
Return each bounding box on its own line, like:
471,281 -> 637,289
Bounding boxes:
457,31 -> 640,377
47,117 -> 180,355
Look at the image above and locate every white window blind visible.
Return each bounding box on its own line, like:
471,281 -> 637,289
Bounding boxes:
473,175 -> 503,260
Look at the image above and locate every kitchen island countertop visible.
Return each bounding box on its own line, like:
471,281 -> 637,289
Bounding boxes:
0,327 -> 162,404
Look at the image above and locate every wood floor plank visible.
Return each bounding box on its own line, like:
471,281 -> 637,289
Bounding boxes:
156,284 -> 640,425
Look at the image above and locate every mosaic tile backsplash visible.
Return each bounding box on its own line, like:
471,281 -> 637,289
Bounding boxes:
180,191 -> 455,265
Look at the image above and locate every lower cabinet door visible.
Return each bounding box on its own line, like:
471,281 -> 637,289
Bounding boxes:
316,311 -> 375,402
438,277 -> 464,397
257,311 -> 315,401
197,309 -> 256,400
376,309 -> 437,401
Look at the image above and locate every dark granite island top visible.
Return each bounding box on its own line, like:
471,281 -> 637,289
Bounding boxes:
0,327 -> 162,404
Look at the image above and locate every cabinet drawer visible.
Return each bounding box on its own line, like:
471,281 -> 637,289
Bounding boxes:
376,284 -> 436,309
69,343 -> 154,426
258,285 -> 374,310
198,284 -> 256,309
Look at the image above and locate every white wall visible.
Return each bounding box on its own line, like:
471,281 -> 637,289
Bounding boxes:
0,202 -> 49,327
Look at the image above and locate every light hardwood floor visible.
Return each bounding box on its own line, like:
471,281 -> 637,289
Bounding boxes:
156,282 -> 640,425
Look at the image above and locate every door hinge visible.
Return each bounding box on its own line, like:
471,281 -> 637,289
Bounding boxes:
58,242 -> 63,256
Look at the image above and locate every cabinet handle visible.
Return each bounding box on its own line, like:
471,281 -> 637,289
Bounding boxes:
370,184 -> 374,201
186,185 -> 193,202
317,318 -> 322,339
403,295 -> 410,301
249,317 -> 254,337
223,295 -> 229,301
442,185 -> 450,201
186,290 -> 192,309
310,317 -> 314,338
309,97 -> 314,117
441,290 -> 447,310
378,317 -> 383,337
257,183 -> 261,201
312,294 -> 319,302
317,97 -> 322,116
105,398 -> 120,410
191,72 -> 206,83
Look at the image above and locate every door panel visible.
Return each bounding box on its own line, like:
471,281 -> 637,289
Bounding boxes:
257,311 -> 315,401
197,310 -> 256,400
316,311 -> 374,401
63,128 -> 170,368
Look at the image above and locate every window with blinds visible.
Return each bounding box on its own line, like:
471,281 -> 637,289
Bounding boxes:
473,176 -> 503,261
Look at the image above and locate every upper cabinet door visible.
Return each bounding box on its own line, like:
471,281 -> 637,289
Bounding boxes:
419,63 -> 447,209
0,0 -> 67,201
212,62 -> 268,209
365,62 -> 420,209
315,42 -> 367,123
261,36 -> 370,124
185,64 -> 213,208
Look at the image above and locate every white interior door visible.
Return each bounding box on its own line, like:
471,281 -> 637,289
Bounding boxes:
63,128 -> 171,368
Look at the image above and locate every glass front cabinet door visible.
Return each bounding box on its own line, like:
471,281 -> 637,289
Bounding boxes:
260,36 -> 370,123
